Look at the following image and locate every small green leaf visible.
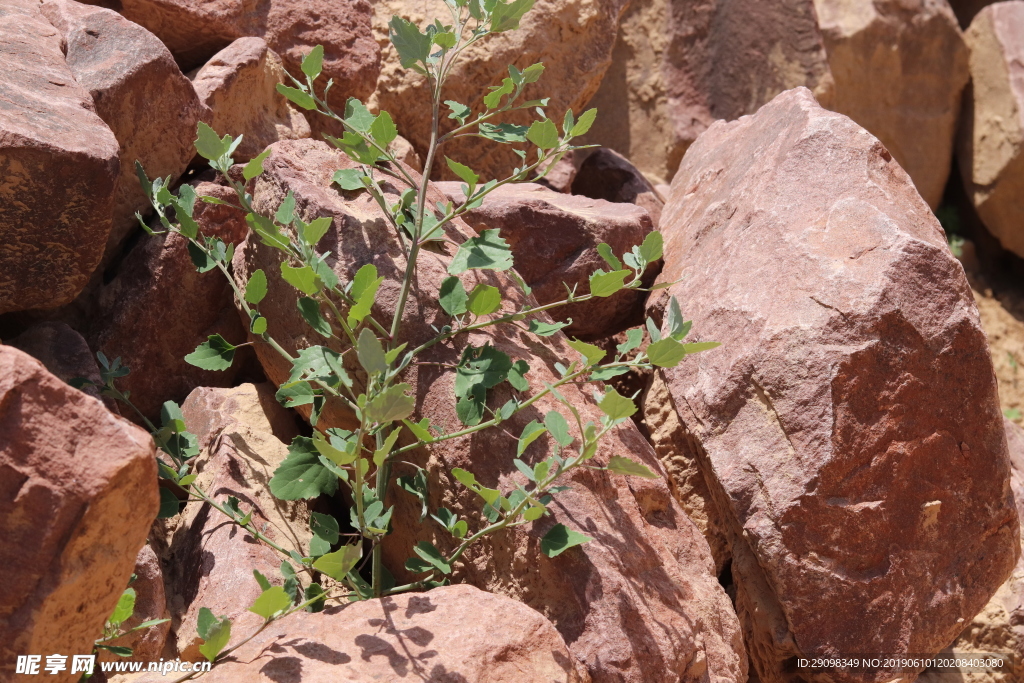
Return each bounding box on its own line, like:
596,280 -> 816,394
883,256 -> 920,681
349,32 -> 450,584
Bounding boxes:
411,541 -> 451,574
448,229 -> 514,274
301,44 -> 324,80
490,0 -> 536,32
541,523 -> 592,557
249,586 -> 292,619
364,384 -> 415,423
243,149 -> 271,181
639,231 -> 663,264
356,328 -> 388,375
567,338 -> 606,366
599,388 -> 636,420
522,62 -> 545,83
108,588 -> 136,627
312,544 -> 362,581
372,426 -> 403,467
195,122 -> 230,160
270,437 -> 339,500
439,276 -> 469,316
589,269 -> 631,297
157,487 -> 180,518
313,430 -> 356,467
276,84 -> 317,110
508,359 -> 530,391
303,217 -> 332,246
1005,408 -> 1023,420
281,264 -> 319,296
528,319 -> 569,337
526,119 -> 559,149
446,157 -> 479,193
446,100 -> 471,122
467,283 -> 501,316
304,583 -> 327,612
389,16 -> 432,68
617,328 -> 644,354
596,243 -> 622,271
483,77 -> 515,110
344,98 -> 376,132
646,338 -> 687,367
683,341 -> 721,354
607,455 -> 658,479
296,297 -> 331,337
310,512 -> 340,544
403,418 -> 436,443
197,611 -> 231,662
253,570 -> 272,592
244,269 -> 268,304
517,420 -> 547,456
184,334 -> 236,371
370,111 -> 398,147
348,264 -> 384,326
479,122 -> 529,143
569,108 -> 597,137
334,168 -> 367,191
544,410 -> 573,447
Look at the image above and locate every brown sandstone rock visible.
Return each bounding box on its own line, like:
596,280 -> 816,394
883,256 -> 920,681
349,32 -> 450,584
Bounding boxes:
437,181 -> 655,340
97,544 -> 171,662
9,321 -> 113,409
959,2 -> 1024,259
90,179 -> 253,424
42,0 -> 208,262
0,346 -> 158,681
571,147 -> 665,227
191,37 -> 310,162
649,87 -> 1018,682
370,0 -> 629,182
168,383 -> 307,660
231,138 -> 748,683
0,0 -> 119,314
582,0 -> 833,184
814,0 -> 969,209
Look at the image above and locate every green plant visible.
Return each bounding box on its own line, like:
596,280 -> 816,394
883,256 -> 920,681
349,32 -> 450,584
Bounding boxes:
110,0 -> 717,672
89,577 -> 169,662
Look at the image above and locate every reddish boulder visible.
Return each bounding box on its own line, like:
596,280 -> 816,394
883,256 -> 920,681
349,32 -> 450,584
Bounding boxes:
9,321 -> 113,410
0,0 -> 119,314
0,346 -> 158,678
649,87 -> 1018,681
571,147 -> 665,227
96,544 -> 171,662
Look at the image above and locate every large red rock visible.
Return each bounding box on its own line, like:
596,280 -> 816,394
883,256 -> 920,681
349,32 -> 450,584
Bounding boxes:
437,181 -> 655,340
648,87 -> 1019,682
9,321 -> 115,411
42,0 -> 208,261
958,2 -> 1024,259
96,544 -> 171,662
582,0 -> 833,184
231,138 -> 748,683
814,0 -> 969,209
0,0 -> 119,314
0,346 -> 158,680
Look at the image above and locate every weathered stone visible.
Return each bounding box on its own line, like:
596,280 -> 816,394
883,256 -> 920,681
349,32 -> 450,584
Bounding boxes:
437,181 -> 654,340
975,288 -> 1024,429
42,0 -> 208,261
191,37 -> 310,163
231,138 -> 748,682
0,0 -> 119,314
949,0 -> 999,28
97,544 -> 171,663
536,149 -> 581,193
90,179 -> 253,424
0,346 -> 158,680
650,87 -> 1018,682
814,0 -> 969,209
371,0 -> 629,182
9,321 -> 112,409
571,147 -> 665,227
958,2 -> 1024,259
168,383 -> 307,660
582,0 -> 833,184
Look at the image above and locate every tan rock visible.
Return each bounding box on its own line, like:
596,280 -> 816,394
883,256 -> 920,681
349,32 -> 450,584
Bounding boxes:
437,181 -> 655,340
0,0 -> 119,314
192,37 -> 310,162
815,0 -> 969,209
571,147 -> 665,227
42,0 -> 208,261
650,87 -> 1018,682
974,288 -> 1024,427
370,0 -> 629,182
959,2 -> 1024,259
231,138 -> 748,682
0,346 -> 158,681
582,0 -> 833,184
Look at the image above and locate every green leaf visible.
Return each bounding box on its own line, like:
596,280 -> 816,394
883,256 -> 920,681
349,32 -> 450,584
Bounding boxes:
365,384 -> 415,423
269,437 -> 339,500
276,83 -> 317,110
665,296 -> 686,340
521,62 -> 545,83
276,380 -> 316,408
253,570 -> 272,592
639,230 -> 663,264
526,119 -> 559,149
197,611 -> 231,662
589,269 -> 631,297
517,420 -> 547,456
411,541 -> 451,574
281,264 -> 319,296
528,319 -> 569,337
301,44 -> 324,80
313,430 -> 356,467
249,586 -> 292,619
599,388 -> 636,420
433,30 -> 456,48
490,0 -> 536,32
303,217 -> 332,246
1006,408 -> 1023,420
344,98 -> 376,132
646,338 -> 687,367
334,168 -> 367,191
607,455 -> 658,479
590,365 -> 628,381
398,467 -> 430,521
244,269 -> 268,304
567,338 -> 606,366
448,229 -> 514,274
439,276 -> 469,316
312,544 -> 362,581
295,297 -> 330,337
349,264 -> 383,326
96,645 -> 133,657
479,122 -> 528,143
372,426 -> 403,467
403,417 -> 436,443
195,122 -> 230,160
370,111 -> 398,147
157,487 -> 180,518
184,334 -> 236,371
541,523 -> 591,557
596,243 -> 622,271
108,588 -> 136,627
507,359 -> 530,391
310,512 -> 340,544
544,411 -> 573,447
483,77 -> 515,110
243,149 -> 271,181
446,157 -> 479,193
570,108 -> 598,137
187,242 -> 216,273
467,283 -> 501,316
246,212 -> 291,251
454,345 -> 513,398
304,583 -> 327,612
684,341 -> 721,354
356,328 -> 388,375
456,394 -> 485,426
617,328 -> 644,354
389,16 -> 431,68
446,100 -> 471,122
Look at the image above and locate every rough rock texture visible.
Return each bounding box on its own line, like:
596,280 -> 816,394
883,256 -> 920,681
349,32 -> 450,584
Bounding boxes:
814,0 -> 969,209
650,88 -> 1019,682
168,383 -> 306,660
191,37 -> 310,162
437,181 -> 654,340
231,138 -> 748,683
0,0 -> 119,314
958,2 -> 1024,259
975,288 -> 1024,428
139,585 -> 588,683
97,544 -> 171,662
9,321 -> 113,409
0,346 -> 158,680
371,0 -> 629,182
42,0 -> 208,261
582,0 -> 833,184
83,0 -> 380,112
571,147 -> 665,227
90,179 -> 253,424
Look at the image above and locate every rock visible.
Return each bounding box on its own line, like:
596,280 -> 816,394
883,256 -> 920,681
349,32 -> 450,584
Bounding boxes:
974,288 -> 1024,429
42,0 -> 208,262
0,0 -> 119,315
85,0 -> 380,112
191,37 -> 310,163
9,321 -> 113,409
949,0 -> 999,28
814,0 -> 969,209
371,0 -> 629,182
649,87 -> 1018,682
0,346 -> 158,678
536,149 -> 581,193
142,585 -> 588,683
168,383 -> 307,660
231,138 -> 748,682
582,0 -> 833,184
958,2 -> 1024,260
437,181 -> 655,340
391,134 -> 422,173
571,147 -> 665,227
97,544 -> 171,662
90,179 -> 254,425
